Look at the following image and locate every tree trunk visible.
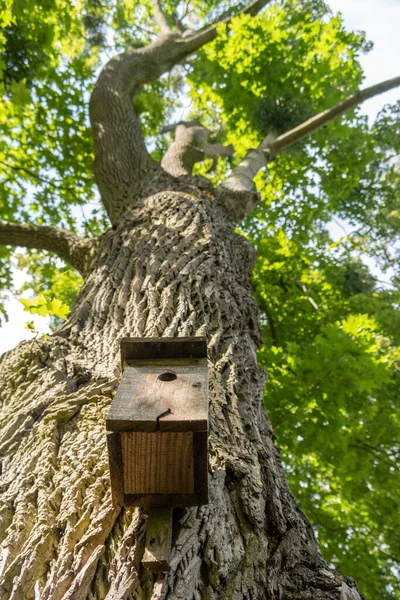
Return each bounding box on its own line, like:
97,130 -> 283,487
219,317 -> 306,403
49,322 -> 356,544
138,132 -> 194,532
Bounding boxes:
4,1 -> 397,596
0,173 -> 362,599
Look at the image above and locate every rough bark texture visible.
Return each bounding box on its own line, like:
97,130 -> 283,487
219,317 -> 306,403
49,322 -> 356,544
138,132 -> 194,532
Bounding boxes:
0,175 -> 364,599
89,0 -> 274,223
162,122 -> 234,177
0,1 -> 381,598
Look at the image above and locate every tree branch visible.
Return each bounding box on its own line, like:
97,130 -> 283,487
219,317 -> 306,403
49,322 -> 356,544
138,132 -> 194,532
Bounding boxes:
0,222 -> 95,276
221,77 -> 400,192
256,291 -> 279,346
221,133 -> 277,192
153,0 -> 174,34
90,0 -> 273,223
206,0 -> 274,29
161,121 -> 234,176
0,159 -> 82,193
160,119 -> 201,133
273,75 -> 400,154
178,0 -> 273,46
221,75 -> 400,192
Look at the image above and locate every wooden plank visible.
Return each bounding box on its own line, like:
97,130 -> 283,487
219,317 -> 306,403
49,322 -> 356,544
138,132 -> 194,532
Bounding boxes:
120,432 -> 208,506
121,336 -> 207,362
142,508 -> 172,573
151,575 -> 166,599
121,432 -> 194,494
107,432 -> 124,506
106,358 -> 208,432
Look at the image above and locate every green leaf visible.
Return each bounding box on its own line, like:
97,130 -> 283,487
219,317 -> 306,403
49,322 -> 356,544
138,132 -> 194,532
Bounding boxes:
24,320 -> 36,333
19,294 -> 70,320
47,297 -> 69,320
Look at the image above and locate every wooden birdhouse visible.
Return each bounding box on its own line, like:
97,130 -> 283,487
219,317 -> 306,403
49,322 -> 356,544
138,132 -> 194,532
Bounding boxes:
106,337 -> 208,508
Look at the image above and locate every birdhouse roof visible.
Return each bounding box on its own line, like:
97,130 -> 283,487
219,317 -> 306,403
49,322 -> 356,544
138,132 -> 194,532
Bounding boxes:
106,337 -> 208,432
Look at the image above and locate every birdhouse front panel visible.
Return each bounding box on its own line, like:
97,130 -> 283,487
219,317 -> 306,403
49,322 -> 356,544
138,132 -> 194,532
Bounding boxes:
106,337 -> 208,507
121,431 -> 194,494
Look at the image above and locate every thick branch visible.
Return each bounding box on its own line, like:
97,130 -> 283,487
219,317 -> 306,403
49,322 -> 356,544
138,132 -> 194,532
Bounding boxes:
90,0 -> 273,223
160,119 -> 201,133
221,133 -> 277,192
161,122 -> 234,176
153,0 -> 174,34
0,222 -> 94,276
222,75 -> 400,192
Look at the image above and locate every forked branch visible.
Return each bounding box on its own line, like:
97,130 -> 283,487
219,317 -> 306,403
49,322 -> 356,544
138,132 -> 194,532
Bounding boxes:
90,0 -> 273,223
161,121 -> 234,176
205,0 -> 274,30
0,221 -> 94,276
222,75 -> 400,192
153,0 -> 174,34
156,0 -> 274,38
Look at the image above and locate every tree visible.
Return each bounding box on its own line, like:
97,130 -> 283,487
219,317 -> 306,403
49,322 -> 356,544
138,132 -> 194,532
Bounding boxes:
0,0 -> 399,598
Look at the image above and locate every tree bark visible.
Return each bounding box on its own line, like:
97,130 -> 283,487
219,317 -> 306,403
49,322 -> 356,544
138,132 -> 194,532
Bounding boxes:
161,122 -> 234,177
0,174 -> 364,599
0,2 -> 372,598
89,0 -> 273,223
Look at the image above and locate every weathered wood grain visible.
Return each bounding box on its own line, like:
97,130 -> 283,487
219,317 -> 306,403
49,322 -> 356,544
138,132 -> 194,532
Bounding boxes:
106,358 -> 208,432
121,431 -> 194,494
142,508 -> 172,573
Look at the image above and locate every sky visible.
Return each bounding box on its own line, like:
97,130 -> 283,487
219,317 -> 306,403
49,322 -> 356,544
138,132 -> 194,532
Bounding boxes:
1,0 -> 400,355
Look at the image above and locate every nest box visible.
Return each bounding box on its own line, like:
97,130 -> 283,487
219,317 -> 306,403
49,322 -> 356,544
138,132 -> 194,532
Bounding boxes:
106,337 -> 208,507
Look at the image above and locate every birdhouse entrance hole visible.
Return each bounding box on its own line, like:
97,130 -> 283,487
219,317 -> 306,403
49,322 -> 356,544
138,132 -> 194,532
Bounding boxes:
158,372 -> 177,382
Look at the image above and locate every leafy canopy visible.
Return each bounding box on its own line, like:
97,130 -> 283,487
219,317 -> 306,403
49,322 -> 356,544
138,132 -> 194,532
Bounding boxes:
1,0 -> 400,597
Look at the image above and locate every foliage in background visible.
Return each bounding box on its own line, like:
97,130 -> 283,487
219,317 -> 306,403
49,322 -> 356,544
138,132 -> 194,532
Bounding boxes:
186,6 -> 400,595
253,233 -> 400,598
1,0 -> 400,597
17,251 -> 83,330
